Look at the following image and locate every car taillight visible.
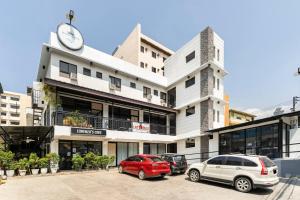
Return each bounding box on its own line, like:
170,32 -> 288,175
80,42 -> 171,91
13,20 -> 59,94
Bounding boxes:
259,158 -> 268,175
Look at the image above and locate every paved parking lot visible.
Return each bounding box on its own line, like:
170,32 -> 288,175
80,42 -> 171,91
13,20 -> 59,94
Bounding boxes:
0,170 -> 284,200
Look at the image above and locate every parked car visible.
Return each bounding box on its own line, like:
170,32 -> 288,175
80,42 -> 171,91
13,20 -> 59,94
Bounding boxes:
118,154 -> 170,180
187,154 -> 279,193
161,153 -> 187,175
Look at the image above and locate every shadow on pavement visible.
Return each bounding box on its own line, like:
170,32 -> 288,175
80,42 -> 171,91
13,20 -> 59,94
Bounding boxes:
120,172 -> 169,182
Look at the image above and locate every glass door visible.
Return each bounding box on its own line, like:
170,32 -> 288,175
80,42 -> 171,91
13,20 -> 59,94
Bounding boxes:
59,141 -> 72,170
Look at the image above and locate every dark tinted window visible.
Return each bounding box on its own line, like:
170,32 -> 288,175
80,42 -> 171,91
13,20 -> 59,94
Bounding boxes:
160,92 -> 166,101
130,82 -> 136,88
152,51 -> 157,58
207,156 -> 226,165
243,159 -> 258,167
186,106 -> 195,116
126,156 -> 135,161
186,51 -> 195,63
225,156 -> 243,166
173,155 -> 186,162
96,72 -> 102,79
185,138 -> 195,148
185,77 -> 195,88
260,157 -> 276,167
59,61 -> 77,75
148,157 -> 162,162
83,68 -> 91,76
154,90 -> 158,96
10,97 -> 19,101
109,76 -> 121,89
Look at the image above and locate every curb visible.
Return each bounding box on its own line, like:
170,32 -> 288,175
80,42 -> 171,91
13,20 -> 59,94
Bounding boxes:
264,177 -> 297,200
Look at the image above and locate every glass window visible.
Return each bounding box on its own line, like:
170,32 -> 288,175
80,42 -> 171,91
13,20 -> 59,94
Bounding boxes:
96,72 -> 102,79
140,62 -> 144,68
186,51 -> 195,63
128,143 -> 138,157
225,156 -> 243,166
140,46 -> 144,53
158,143 -> 166,154
1,120 -> 6,124
207,156 -> 226,165
143,143 -> 150,154
217,79 -> 220,90
59,61 -> 77,77
10,97 -> 19,101
231,130 -> 245,154
220,133 -> 231,154
152,67 -> 156,73
217,111 -> 220,122
1,104 -> 6,108
213,76 -> 216,88
246,128 -> 257,155
1,112 -> 6,116
260,157 -> 276,167
243,159 -> 258,167
1,96 -> 6,99
186,106 -> 195,116
109,76 -> 121,90
160,92 -> 166,102
163,57 -> 166,62
150,143 -> 158,154
154,90 -> 158,96
10,113 -> 20,117
185,138 -> 195,148
117,143 -> 128,164
83,68 -> 91,76
185,77 -> 195,88
130,82 -> 136,88
143,87 -> 151,98
152,51 -> 157,58
167,88 -> 176,108
10,121 -> 20,125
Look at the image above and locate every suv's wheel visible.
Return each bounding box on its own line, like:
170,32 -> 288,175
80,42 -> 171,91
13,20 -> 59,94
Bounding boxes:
235,177 -> 252,193
189,169 -> 200,182
118,166 -> 123,173
138,170 -> 145,180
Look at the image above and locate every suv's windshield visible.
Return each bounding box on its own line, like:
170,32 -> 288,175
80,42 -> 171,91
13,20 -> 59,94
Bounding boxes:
260,157 -> 276,167
173,155 -> 185,162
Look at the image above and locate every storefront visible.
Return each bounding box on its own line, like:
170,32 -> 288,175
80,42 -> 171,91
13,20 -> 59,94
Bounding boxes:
108,142 -> 139,166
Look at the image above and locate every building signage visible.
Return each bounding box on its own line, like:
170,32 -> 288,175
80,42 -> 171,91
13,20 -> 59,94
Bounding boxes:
71,128 -> 106,136
132,122 -> 150,133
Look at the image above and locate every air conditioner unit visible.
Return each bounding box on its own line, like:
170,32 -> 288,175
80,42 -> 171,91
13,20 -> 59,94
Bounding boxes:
147,94 -> 152,100
70,72 -> 77,80
110,84 -> 116,90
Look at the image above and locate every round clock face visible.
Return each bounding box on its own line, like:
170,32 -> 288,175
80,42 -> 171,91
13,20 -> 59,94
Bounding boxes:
57,23 -> 84,50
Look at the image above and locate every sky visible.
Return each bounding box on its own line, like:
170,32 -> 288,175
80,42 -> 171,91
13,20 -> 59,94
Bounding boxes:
0,0 -> 300,113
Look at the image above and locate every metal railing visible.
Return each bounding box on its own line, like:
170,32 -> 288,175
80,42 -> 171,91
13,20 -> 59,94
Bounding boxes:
53,111 -> 176,135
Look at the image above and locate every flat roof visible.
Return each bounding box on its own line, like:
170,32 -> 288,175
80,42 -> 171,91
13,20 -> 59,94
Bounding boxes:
207,110 -> 300,133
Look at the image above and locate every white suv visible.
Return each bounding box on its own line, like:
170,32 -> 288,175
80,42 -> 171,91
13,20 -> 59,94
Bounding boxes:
187,154 -> 279,193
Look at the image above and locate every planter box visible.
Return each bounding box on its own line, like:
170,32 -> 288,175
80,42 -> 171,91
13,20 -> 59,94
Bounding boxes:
40,168 -> 48,175
19,170 -> 27,176
50,167 -> 58,174
6,170 -> 14,177
31,169 -> 39,175
0,169 -> 4,176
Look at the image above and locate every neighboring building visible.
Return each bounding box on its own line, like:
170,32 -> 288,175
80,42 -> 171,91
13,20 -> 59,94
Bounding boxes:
223,95 -> 255,126
1,21 -> 227,168
112,24 -> 174,76
207,111 -> 300,159
0,91 -> 31,126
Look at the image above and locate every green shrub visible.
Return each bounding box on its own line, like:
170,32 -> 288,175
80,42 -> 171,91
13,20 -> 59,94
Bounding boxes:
38,157 -> 49,168
29,153 -> 40,169
72,154 -> 84,171
7,161 -> 18,170
0,151 -> 14,170
84,152 -> 97,169
46,153 -> 60,167
95,155 -> 103,169
17,158 -> 29,170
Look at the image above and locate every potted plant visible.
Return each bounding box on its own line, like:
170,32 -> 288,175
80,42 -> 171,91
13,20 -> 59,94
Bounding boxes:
6,161 -> 17,177
72,154 -> 84,171
29,153 -> 40,175
17,158 -> 29,176
84,152 -> 96,170
0,151 -> 14,177
0,150 -> 4,177
46,153 -> 60,174
38,157 -> 48,175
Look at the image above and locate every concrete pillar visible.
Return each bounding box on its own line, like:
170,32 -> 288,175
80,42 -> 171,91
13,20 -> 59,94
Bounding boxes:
139,110 -> 144,122
139,141 -> 144,154
50,139 -> 59,154
102,140 -> 108,155
166,115 -> 170,135
103,103 -> 109,118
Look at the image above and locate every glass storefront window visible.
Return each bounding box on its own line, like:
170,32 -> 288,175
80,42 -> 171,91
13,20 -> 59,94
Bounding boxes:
128,143 -> 138,157
246,128 -> 256,155
231,130 -> 245,154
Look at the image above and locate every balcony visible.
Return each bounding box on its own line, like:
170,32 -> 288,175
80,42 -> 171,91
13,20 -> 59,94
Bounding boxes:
53,111 -> 176,136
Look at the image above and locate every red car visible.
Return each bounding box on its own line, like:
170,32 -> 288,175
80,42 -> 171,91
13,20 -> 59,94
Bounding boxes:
118,154 -> 171,180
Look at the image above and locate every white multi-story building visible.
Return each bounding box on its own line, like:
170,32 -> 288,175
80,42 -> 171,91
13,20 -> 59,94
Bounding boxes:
0,91 -> 31,126
30,21 -> 227,169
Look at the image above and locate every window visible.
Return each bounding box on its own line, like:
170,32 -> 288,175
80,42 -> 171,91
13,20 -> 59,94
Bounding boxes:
217,111 -> 220,122
243,159 -> 258,167
1,120 -> 6,124
213,109 -> 216,122
185,138 -> 195,148
96,72 -> 102,79
109,76 -> 121,90
10,97 -> 19,101
59,61 -> 77,78
185,77 -> 195,88
217,49 -> 220,61
160,92 -> 166,102
186,106 -> 195,116
217,79 -> 220,90
145,63 -> 148,68
167,88 -> 176,108
154,90 -> 158,96
83,68 -> 91,76
10,113 -> 20,117
186,51 -> 195,63
152,51 -> 157,58
10,121 -> 20,125
207,156 -> 226,165
140,62 -> 144,68
130,82 -> 136,89
213,76 -> 216,88
163,57 -> 166,62
1,96 -> 6,99
152,67 -> 156,73
10,104 -> 20,109
1,112 -> 6,116
1,103 -> 6,108
225,156 -> 243,166
140,46 -> 144,53
143,87 -> 151,98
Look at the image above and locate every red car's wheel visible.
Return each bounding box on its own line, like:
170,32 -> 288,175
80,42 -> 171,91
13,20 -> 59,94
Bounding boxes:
118,165 -> 123,174
138,170 -> 145,180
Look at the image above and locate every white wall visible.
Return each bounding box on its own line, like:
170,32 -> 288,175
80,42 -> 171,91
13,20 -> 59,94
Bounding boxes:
177,136 -> 201,164
289,127 -> 300,158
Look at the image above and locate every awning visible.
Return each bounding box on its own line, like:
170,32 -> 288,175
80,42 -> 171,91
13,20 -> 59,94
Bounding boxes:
0,126 -> 53,144
44,78 -> 177,113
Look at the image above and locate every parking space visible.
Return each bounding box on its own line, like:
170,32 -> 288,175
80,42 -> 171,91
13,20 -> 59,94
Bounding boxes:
0,169 -> 279,200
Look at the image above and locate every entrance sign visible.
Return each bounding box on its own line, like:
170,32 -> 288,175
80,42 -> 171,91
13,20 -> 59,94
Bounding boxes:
132,122 -> 150,133
71,128 -> 106,136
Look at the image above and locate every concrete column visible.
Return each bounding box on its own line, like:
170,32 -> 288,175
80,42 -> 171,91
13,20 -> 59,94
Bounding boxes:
139,141 -> 144,154
166,115 -> 170,135
50,139 -> 59,154
139,110 -> 144,122
102,140 -> 108,155
103,103 -> 109,118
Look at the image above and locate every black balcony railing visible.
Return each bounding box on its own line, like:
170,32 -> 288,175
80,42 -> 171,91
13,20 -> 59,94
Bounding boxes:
53,111 -> 176,135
